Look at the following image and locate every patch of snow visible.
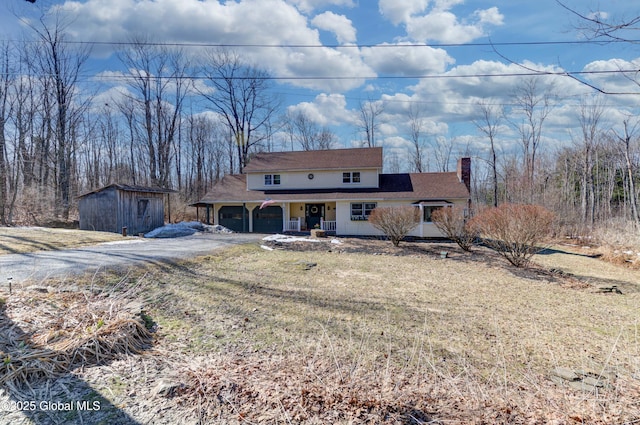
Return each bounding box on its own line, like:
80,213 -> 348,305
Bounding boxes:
260,245 -> 274,251
144,222 -> 234,238
99,239 -> 147,245
330,239 -> 343,245
262,234 -> 321,243
208,224 -> 234,234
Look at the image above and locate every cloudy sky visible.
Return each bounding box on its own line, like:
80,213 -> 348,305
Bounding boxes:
2,0 -> 640,169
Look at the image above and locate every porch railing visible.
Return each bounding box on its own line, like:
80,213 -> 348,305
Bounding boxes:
321,219 -> 336,232
284,218 -> 301,232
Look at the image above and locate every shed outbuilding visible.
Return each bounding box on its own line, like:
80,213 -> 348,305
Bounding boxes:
78,184 -> 174,235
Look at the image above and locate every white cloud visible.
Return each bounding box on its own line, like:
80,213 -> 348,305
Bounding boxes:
286,0 -> 355,14
286,93 -> 353,126
406,8 -> 503,43
582,58 -> 640,97
378,0 -> 429,25
474,7 -> 504,26
311,11 -> 357,44
54,0 -> 374,91
378,0 -> 503,44
361,42 -> 454,75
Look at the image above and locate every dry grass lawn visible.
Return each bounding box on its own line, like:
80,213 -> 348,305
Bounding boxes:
1,237 -> 639,424
0,227 -> 124,255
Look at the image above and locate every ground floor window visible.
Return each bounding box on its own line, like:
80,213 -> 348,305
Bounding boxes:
351,202 -> 376,220
137,199 -> 149,218
423,205 -> 448,222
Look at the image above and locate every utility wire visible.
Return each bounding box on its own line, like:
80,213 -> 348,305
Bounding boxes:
1,38 -> 638,49
3,67 -> 638,84
490,42 -> 640,95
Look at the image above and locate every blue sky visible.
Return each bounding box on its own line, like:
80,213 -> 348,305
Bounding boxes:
2,0 -> 639,170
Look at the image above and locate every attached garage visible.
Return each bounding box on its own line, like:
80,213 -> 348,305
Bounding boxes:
218,206 -> 249,232
252,206 -> 283,233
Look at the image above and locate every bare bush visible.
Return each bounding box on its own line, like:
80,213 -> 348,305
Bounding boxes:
468,203 -> 555,267
592,218 -> 640,250
369,206 -> 420,246
431,205 -> 476,251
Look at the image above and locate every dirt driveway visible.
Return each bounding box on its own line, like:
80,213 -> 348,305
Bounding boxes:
0,233 -> 262,285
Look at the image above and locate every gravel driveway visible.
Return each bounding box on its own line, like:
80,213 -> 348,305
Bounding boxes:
0,233 -> 262,285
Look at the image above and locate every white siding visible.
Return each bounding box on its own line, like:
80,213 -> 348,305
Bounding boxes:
335,199 -> 469,237
246,169 -> 379,190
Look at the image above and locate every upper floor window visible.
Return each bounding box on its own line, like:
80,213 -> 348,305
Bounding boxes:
343,171 -> 361,184
264,174 -> 281,185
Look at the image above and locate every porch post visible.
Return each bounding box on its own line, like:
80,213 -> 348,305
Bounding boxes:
282,202 -> 288,232
419,204 -> 424,238
242,202 -> 247,232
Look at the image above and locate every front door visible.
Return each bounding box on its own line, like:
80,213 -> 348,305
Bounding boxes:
305,203 -> 324,230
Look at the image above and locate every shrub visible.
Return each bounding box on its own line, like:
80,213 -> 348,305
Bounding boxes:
368,206 -> 420,247
468,203 -> 555,267
431,205 -> 477,251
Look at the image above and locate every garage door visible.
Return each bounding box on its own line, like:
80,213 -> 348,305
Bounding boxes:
252,206 -> 283,233
218,206 -> 249,232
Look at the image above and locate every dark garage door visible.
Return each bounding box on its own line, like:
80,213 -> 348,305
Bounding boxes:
252,206 -> 283,233
218,206 -> 249,232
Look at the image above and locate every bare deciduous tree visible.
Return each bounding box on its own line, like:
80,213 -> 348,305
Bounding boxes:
185,113 -> 226,201
474,101 -> 503,207
286,110 -> 334,151
509,78 -> 556,202
0,41 -> 13,225
575,95 -> 605,226
357,98 -> 383,148
199,50 -> 279,173
27,13 -> 90,219
612,120 -> 640,226
431,135 -> 455,172
408,105 -> 427,172
558,2 -> 640,43
118,36 -> 190,187
316,127 -> 336,150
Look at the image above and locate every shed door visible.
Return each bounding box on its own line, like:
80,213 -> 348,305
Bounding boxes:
218,206 -> 249,232
252,206 -> 283,233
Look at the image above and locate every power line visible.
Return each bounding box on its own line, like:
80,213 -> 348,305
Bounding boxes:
3,66 -> 636,84
1,37 -> 638,49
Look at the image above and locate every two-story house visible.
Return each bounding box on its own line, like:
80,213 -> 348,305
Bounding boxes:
194,147 -> 471,237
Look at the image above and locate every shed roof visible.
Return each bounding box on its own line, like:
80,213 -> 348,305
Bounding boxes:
197,172 -> 469,204
77,184 -> 175,199
243,147 -> 383,173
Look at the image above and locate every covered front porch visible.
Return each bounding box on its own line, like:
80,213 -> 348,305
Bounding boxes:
282,201 -> 337,233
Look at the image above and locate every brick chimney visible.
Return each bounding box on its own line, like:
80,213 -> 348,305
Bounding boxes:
457,157 -> 471,193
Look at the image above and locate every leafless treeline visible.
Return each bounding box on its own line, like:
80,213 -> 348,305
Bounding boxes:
472,116 -> 640,231
0,15 -> 281,225
0,12 -> 639,233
